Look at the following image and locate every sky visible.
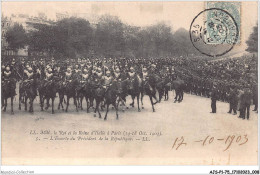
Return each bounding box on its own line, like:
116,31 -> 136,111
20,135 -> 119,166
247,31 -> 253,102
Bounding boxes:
2,1 -> 258,52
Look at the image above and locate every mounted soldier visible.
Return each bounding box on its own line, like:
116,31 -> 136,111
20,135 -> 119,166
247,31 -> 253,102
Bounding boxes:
128,66 -> 137,81
113,67 -> 122,81
2,65 -> 16,114
64,67 -> 73,86
43,68 -> 54,90
102,70 -> 113,93
74,64 -> 81,79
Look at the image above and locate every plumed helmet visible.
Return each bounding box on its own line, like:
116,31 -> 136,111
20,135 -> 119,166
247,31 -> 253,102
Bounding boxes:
28,67 -> 33,72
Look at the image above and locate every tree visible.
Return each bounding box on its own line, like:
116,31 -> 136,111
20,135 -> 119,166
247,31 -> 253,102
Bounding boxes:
246,24 -> 258,53
95,15 -> 125,57
27,17 -> 93,58
5,23 -> 27,51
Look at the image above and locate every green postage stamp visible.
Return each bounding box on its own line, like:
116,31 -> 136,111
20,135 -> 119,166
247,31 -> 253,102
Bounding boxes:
206,1 -> 241,44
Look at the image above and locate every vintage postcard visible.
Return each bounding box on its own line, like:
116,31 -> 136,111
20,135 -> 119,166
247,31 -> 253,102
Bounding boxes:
1,1 -> 258,169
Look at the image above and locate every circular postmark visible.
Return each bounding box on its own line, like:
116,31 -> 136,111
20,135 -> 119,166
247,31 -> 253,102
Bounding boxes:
189,8 -> 239,57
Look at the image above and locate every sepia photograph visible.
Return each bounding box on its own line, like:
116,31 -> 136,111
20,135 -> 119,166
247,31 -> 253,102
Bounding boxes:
0,0 -> 259,173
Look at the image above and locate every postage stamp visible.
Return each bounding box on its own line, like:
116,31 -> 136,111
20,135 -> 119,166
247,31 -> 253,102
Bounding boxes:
189,8 -> 239,57
206,1 -> 241,44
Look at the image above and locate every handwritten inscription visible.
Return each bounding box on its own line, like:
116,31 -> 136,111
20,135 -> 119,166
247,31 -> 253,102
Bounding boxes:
29,129 -> 163,142
172,134 -> 249,151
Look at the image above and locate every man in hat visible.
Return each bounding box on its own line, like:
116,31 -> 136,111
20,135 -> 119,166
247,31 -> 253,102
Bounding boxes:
227,87 -> 238,115
64,67 -> 73,86
102,70 -> 113,92
2,66 -> 16,95
128,66 -> 137,81
113,67 -> 122,81
241,85 -> 253,120
252,80 -> 258,112
210,83 -> 218,113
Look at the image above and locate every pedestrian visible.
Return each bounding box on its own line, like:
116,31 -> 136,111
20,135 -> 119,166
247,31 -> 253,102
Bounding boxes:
210,85 -> 218,113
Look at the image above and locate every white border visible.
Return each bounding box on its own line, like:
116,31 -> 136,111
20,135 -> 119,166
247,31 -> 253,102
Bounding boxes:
0,0 -> 259,174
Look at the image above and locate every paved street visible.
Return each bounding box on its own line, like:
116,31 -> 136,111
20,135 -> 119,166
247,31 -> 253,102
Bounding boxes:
1,91 -> 258,165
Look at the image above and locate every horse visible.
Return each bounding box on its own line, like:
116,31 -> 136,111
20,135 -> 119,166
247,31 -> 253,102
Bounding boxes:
172,78 -> 185,103
93,85 -> 105,118
64,79 -> 79,112
39,77 -> 60,114
141,78 -> 158,112
2,79 -> 16,115
18,79 -> 37,113
57,80 -> 66,111
115,79 -> 128,112
127,76 -> 142,112
77,80 -> 94,113
103,81 -> 120,120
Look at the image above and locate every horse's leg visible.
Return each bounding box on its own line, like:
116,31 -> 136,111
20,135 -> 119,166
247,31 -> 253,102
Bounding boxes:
51,97 -> 55,114
74,96 -> 78,112
3,98 -> 7,112
65,96 -> 69,112
18,92 -> 22,110
25,97 -> 28,111
80,96 -> 83,110
174,90 -> 178,103
90,97 -> 94,108
94,99 -> 97,117
60,94 -> 65,110
113,101 -> 119,120
130,95 -> 135,107
1,96 -> 4,109
29,98 -> 32,112
86,97 -> 90,113
137,94 -> 141,112
149,95 -> 155,112
96,100 -> 102,118
152,91 -> 158,105
30,98 -> 34,113
57,93 -> 61,110
158,89 -> 162,103
45,98 -> 50,110
40,94 -> 44,111
141,92 -> 144,109
11,96 -> 14,115
104,103 -> 109,120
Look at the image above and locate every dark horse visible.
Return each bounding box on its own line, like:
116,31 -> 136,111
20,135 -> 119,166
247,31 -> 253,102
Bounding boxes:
77,81 -> 94,113
172,78 -> 185,103
141,78 -> 158,112
115,79 -> 128,112
2,79 -> 16,115
19,79 -> 37,113
64,80 -> 79,112
103,81 -> 120,120
127,76 -> 142,112
93,85 -> 105,118
38,77 -> 60,114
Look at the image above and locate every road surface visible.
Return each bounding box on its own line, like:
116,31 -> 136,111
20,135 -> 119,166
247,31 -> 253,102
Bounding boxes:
1,91 -> 258,165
